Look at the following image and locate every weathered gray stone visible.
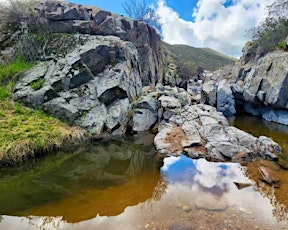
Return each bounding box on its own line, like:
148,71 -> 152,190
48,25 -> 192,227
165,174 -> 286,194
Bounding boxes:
209,142 -> 242,159
224,126 -> 258,150
187,80 -> 202,102
44,97 -> 79,123
240,41 -> 259,65
175,89 -> 192,106
158,95 -> 181,109
106,98 -> 130,130
216,80 -> 236,117
201,80 -> 217,106
261,108 -> 288,125
132,109 -> 157,132
154,104 -> 282,162
13,35 -> 144,137
75,104 -> 107,136
181,120 -> 202,147
34,0 -> 164,86
136,94 -> 158,111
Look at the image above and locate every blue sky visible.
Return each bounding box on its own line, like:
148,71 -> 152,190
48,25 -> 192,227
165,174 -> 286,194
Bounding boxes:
70,0 -> 199,20
68,0 -> 274,57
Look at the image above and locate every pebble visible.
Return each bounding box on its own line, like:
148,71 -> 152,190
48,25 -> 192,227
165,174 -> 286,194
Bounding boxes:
182,205 -> 191,212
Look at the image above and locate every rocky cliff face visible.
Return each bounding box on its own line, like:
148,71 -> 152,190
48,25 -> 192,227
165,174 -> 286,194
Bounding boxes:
34,0 -> 163,86
12,0 -> 164,137
233,44 -> 288,125
200,42 -> 288,125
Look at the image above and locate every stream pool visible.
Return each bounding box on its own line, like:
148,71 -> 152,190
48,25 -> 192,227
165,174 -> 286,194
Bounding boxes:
0,118 -> 288,229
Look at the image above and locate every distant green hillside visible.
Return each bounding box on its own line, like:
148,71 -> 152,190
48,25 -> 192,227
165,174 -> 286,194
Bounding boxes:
163,42 -> 236,74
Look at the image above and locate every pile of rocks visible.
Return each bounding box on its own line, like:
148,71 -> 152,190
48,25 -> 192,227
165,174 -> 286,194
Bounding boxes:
154,104 -> 281,162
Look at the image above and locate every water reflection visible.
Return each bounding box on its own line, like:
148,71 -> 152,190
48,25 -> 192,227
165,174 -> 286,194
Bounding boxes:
1,155 -> 287,229
234,114 -> 288,212
0,133 -> 163,222
233,115 -> 288,151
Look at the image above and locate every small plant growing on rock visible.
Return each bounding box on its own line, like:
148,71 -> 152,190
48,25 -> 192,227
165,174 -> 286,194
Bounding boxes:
29,78 -> 45,90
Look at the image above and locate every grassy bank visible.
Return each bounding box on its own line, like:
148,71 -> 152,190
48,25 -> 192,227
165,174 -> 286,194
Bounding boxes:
0,59 -> 90,166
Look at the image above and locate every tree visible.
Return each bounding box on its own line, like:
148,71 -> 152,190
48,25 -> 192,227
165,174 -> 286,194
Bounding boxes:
247,0 -> 288,55
122,0 -> 162,36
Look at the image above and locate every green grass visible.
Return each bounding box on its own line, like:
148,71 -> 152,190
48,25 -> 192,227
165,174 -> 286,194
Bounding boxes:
0,57 -> 32,84
163,42 -> 236,73
0,99 -> 87,166
0,57 -> 89,166
29,78 -> 45,90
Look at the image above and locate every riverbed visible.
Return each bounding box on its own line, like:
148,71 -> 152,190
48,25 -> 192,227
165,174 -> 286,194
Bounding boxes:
0,117 -> 288,229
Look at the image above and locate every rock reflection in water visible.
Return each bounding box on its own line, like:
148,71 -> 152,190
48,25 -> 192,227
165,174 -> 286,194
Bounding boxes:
0,133 -> 164,223
234,114 -> 288,215
1,155 -> 288,229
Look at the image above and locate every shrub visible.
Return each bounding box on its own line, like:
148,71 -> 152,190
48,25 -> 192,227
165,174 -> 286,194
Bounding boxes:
247,0 -> 288,56
0,0 -> 40,33
277,41 -> 287,50
0,0 -> 52,62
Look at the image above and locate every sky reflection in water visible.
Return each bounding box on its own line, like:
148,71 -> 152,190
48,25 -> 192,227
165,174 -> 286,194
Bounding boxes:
1,153 -> 287,229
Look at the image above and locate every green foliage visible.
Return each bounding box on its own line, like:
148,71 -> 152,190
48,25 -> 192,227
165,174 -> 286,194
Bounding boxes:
0,55 -> 84,166
0,87 -> 11,99
0,99 -> 82,166
247,0 -> 288,55
0,57 -> 32,83
29,78 -> 45,90
277,41 -> 287,50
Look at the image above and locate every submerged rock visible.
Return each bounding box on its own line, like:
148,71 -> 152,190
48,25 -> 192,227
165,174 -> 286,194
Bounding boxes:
195,194 -> 228,211
258,166 -> 281,188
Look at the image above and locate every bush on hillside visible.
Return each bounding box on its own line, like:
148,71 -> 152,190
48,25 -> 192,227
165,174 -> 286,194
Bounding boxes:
247,0 -> 288,55
0,0 -> 41,39
0,0 -> 52,63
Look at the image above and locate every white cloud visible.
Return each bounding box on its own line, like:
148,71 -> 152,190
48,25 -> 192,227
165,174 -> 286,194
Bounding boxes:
161,156 -> 180,171
156,0 -> 275,57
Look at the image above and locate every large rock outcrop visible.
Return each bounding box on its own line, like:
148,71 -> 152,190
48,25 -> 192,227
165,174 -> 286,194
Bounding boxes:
131,85 -> 192,132
154,104 -> 281,162
12,0 -> 165,137
34,0 -> 164,86
232,48 -> 288,125
202,41 -> 288,125
13,35 -> 142,137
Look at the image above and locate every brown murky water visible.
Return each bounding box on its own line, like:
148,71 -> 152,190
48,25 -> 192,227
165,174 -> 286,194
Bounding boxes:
234,115 -> 288,210
0,124 -> 288,229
